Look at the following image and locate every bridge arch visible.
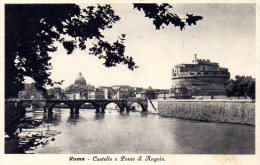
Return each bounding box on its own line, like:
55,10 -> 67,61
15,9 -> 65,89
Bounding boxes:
18,99 -> 148,115
102,101 -> 125,113
127,101 -> 147,112
49,101 -> 72,110
77,101 -> 100,111
76,101 -> 99,109
74,101 -> 101,114
44,100 -> 102,114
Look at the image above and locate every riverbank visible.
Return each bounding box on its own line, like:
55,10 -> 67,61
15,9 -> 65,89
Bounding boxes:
157,100 -> 255,125
5,110 -> 61,154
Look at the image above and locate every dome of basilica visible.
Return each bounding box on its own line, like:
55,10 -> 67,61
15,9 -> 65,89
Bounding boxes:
75,72 -> 87,86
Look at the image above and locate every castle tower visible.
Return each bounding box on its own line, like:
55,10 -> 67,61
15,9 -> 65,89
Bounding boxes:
171,55 -> 230,98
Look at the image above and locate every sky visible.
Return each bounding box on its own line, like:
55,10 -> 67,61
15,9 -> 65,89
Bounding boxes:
33,3 -> 256,89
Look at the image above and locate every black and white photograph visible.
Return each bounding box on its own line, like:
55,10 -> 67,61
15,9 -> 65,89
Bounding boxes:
1,0 -> 259,164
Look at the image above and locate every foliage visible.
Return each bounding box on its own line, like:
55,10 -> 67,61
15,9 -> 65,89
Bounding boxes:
133,3 -> 203,30
225,76 -> 255,100
246,80 -> 255,100
5,4 -> 202,98
5,4 -> 124,98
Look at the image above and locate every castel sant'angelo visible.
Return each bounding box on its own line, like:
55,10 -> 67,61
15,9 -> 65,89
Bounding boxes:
170,54 -> 230,98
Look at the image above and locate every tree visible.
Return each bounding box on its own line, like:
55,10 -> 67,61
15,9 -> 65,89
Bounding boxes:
5,4 -> 203,99
133,4 -> 203,30
225,75 -> 255,100
225,79 -> 236,97
246,80 -> 255,101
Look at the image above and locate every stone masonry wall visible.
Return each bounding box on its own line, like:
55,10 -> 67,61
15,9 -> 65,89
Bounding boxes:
158,100 -> 255,125
172,77 -> 227,96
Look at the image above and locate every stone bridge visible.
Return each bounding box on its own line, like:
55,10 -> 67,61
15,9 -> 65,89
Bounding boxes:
19,98 -> 148,114
5,99 -> 148,136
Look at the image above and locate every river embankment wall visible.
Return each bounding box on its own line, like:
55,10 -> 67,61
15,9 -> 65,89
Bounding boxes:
5,101 -> 26,136
157,100 -> 255,125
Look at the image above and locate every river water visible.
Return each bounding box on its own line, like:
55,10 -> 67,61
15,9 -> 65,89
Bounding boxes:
20,108 -> 254,154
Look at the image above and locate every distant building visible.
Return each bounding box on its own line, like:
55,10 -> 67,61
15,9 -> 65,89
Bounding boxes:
64,92 -> 81,100
47,87 -> 64,99
74,72 -> 87,86
18,72 -> 170,101
138,88 -> 169,100
111,85 -> 134,99
155,89 -> 169,99
53,87 -> 64,99
145,88 -> 156,99
64,72 -> 92,99
170,54 -> 230,98
99,86 -> 113,99
88,89 -> 105,100
135,92 -> 145,99
18,83 -> 43,99
133,87 -> 145,99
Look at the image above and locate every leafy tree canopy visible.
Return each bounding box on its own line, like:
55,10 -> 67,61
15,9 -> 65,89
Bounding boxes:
5,4 -> 203,98
225,75 -> 255,100
133,4 -> 203,30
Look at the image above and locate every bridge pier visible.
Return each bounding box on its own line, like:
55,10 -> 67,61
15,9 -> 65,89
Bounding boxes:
116,104 -> 124,113
47,107 -> 53,114
101,107 -> 105,113
126,106 -> 130,113
118,107 -> 124,113
75,107 -> 79,114
68,107 -> 80,114
70,107 -> 74,114
43,107 -> 47,113
95,106 -> 105,113
95,107 -> 100,113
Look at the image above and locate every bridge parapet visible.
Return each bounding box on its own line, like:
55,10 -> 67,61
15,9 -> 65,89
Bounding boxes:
17,98 -> 148,114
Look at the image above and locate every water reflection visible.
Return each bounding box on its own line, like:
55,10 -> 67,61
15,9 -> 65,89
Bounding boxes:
68,114 -> 79,121
67,114 -> 80,126
94,113 -> 105,120
42,113 -> 61,126
6,108 -> 255,154
42,113 -> 54,123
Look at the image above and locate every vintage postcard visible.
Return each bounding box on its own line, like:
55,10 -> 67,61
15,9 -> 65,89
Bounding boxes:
0,0 -> 259,165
